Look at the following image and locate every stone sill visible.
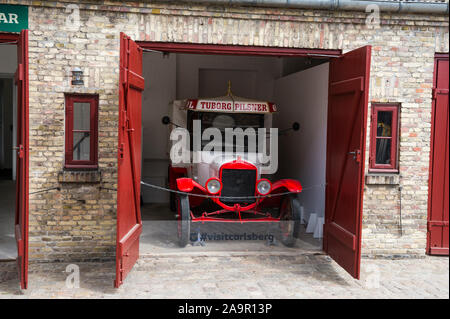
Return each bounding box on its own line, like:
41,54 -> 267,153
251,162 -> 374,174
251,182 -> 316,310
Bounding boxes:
58,170 -> 102,183
365,174 -> 400,185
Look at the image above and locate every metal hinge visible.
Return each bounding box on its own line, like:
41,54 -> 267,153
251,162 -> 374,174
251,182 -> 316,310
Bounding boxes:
118,143 -> 124,159
427,220 -> 449,231
432,88 -> 449,99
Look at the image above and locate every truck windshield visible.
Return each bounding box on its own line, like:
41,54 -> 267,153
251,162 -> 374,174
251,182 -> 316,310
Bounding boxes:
188,111 -> 265,152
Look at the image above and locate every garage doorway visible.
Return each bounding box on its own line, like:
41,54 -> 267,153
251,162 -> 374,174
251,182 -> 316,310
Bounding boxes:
140,51 -> 328,255
116,33 -> 370,287
0,31 -> 29,290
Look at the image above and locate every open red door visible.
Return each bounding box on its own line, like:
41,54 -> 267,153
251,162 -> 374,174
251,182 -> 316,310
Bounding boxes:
115,33 -> 145,287
324,46 -> 371,279
15,29 -> 29,289
427,54 -> 449,255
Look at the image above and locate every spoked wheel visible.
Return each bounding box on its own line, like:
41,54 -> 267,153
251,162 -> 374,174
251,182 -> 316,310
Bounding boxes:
176,194 -> 191,247
278,195 -> 301,247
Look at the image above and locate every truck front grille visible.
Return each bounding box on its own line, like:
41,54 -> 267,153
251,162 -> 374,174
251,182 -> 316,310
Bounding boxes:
220,169 -> 256,204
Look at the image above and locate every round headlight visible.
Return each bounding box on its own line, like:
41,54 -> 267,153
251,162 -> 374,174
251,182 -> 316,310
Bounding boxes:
257,179 -> 271,195
206,178 -> 221,194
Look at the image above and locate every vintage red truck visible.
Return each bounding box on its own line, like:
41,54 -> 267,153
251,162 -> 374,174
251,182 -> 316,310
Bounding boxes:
163,87 -> 302,247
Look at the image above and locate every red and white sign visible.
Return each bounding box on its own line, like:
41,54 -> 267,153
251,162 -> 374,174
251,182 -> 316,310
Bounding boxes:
185,98 -> 277,114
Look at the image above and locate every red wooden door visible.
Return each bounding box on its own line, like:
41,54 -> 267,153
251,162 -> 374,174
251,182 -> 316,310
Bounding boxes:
115,33 -> 145,287
15,29 -> 29,290
427,54 -> 449,256
324,46 -> 371,279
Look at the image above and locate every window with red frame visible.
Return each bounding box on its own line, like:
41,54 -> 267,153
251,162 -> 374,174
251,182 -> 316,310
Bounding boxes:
369,103 -> 399,172
65,94 -> 98,169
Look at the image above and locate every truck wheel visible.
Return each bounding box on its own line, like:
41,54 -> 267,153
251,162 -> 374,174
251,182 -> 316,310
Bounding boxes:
176,194 -> 191,247
279,195 -> 301,247
169,191 -> 176,212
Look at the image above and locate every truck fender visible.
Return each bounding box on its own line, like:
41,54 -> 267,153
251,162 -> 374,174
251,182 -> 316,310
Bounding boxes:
176,178 -> 206,194
271,179 -> 302,193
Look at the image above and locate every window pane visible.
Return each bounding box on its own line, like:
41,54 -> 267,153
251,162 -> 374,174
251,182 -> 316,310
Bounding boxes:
376,111 -> 392,137
73,132 -> 90,161
73,102 -> 90,130
376,138 -> 391,164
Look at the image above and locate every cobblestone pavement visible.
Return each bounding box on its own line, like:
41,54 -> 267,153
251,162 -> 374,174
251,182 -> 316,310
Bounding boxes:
0,253 -> 448,299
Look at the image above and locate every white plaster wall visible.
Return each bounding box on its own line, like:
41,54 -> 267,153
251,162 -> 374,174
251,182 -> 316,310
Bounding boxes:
274,63 -> 329,218
176,54 -> 281,101
141,52 -> 176,203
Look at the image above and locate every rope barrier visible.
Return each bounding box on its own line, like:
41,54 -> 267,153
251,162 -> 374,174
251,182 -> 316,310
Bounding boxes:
140,180 -> 326,200
29,187 -> 60,195
27,181 -> 326,199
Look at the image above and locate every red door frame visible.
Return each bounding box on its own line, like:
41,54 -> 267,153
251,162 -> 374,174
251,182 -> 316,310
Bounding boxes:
137,41 -> 342,58
0,31 -> 29,289
427,53 -> 449,255
16,30 -> 29,290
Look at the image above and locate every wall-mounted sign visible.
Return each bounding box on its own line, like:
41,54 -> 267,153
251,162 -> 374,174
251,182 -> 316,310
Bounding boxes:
0,4 -> 28,33
185,98 -> 277,114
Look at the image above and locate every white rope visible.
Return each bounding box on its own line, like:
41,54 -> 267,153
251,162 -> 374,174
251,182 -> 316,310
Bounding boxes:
140,180 -> 326,199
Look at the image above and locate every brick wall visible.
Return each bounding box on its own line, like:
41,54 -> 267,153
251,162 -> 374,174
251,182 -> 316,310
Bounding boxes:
1,0 -> 448,261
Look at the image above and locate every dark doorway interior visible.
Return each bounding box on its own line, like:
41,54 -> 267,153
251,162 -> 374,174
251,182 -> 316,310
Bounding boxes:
0,59 -> 17,260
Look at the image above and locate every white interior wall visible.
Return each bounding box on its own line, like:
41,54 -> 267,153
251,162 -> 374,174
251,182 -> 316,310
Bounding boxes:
274,63 -> 329,218
176,54 -> 281,101
141,52 -> 176,203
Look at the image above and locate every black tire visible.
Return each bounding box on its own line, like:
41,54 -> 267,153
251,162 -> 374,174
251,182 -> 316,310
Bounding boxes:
176,194 -> 190,247
169,191 -> 176,212
278,195 -> 301,247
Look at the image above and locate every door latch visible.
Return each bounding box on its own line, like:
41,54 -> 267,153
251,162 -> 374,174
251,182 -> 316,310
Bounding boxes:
13,145 -> 24,158
348,149 -> 361,162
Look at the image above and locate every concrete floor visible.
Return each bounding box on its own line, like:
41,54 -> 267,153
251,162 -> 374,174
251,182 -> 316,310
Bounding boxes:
0,180 -> 16,260
140,203 -> 322,255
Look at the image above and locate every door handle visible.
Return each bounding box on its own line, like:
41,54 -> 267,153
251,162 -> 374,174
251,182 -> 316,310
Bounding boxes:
13,145 -> 24,158
348,150 -> 361,162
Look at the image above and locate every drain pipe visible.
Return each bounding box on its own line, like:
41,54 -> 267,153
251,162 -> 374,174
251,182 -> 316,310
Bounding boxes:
173,0 -> 449,14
